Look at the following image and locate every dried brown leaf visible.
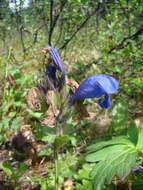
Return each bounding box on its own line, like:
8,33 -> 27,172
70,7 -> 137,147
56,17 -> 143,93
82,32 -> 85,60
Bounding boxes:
66,78 -> 79,93
62,179 -> 74,190
20,125 -> 35,143
27,87 -> 41,110
41,105 -> 59,128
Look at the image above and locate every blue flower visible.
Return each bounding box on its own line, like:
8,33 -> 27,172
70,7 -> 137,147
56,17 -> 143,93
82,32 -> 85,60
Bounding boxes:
132,167 -> 143,172
70,74 -> 119,108
44,45 -> 65,89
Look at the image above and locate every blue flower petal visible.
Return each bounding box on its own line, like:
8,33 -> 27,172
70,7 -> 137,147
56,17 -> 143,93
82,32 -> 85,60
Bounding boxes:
45,45 -> 65,79
70,81 -> 105,103
98,94 -> 112,108
70,74 -> 119,108
132,167 -> 143,172
44,45 -> 66,90
85,74 -> 119,94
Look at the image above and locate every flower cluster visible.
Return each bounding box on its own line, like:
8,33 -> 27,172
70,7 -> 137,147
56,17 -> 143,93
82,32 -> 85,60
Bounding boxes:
44,45 -> 119,109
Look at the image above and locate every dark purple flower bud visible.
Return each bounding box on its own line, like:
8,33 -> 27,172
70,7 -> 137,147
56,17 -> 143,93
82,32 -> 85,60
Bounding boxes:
70,74 -> 119,109
45,64 -> 57,81
45,64 -> 57,90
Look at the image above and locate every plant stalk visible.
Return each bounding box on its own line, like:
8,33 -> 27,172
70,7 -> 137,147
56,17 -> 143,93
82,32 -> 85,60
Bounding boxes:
54,145 -> 59,190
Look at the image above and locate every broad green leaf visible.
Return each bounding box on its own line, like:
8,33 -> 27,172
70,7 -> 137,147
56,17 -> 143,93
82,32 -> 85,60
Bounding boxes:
86,143 -> 136,163
117,151 -> 137,179
88,145 -> 137,190
127,123 -> 138,145
86,146 -> 111,162
87,136 -> 134,152
136,125 -> 143,152
111,99 -> 128,133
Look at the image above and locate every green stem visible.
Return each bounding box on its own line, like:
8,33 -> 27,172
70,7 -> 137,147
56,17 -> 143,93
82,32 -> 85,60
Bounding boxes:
54,105 -> 71,189
54,145 -> 59,190
54,121 -> 60,190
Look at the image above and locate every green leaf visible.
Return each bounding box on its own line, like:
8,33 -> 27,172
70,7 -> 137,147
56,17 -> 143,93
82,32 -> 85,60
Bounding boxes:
86,145 -> 118,162
0,161 -> 14,176
136,125 -> 143,152
69,136 -> 77,146
87,144 -> 137,190
64,118 -> 77,134
8,111 -> 17,118
38,148 -> 52,156
11,117 -> 22,131
127,123 -> 138,145
15,163 -> 29,178
117,150 -> 137,179
54,135 -> 71,149
86,135 -> 138,190
75,164 -> 93,180
41,134 -> 56,143
111,99 -> 128,133
87,136 -> 134,152
27,109 -> 43,119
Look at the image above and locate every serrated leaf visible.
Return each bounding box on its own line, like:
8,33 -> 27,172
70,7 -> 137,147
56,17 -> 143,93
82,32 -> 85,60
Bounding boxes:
86,144 -> 135,163
87,136 -> 134,152
86,145 -> 118,162
88,144 -> 137,190
117,151 -> 137,179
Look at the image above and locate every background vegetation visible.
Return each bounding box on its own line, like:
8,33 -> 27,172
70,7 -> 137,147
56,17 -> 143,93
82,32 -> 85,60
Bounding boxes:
0,0 -> 143,189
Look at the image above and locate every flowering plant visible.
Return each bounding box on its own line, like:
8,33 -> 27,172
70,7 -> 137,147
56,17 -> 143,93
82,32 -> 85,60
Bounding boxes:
27,45 -> 119,190
42,45 -> 119,109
